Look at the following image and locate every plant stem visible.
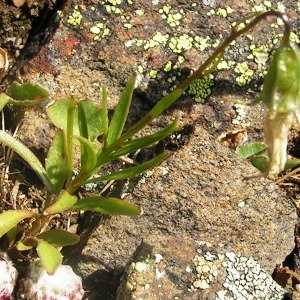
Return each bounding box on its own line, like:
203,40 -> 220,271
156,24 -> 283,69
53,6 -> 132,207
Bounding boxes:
179,11 -> 291,91
99,11 -> 291,162
66,98 -> 77,186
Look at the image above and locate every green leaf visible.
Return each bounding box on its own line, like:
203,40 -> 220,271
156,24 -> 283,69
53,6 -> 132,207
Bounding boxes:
36,239 -> 62,274
0,93 -> 11,112
105,75 -> 136,146
47,99 -> 102,142
101,86 -> 109,146
16,241 -> 34,251
45,190 -> 77,214
72,196 -> 141,216
0,210 -> 35,238
108,120 -> 179,161
237,143 -> 268,159
45,130 -> 68,194
0,130 -> 55,193
74,135 -> 97,174
284,158 -> 300,170
6,226 -> 19,246
7,82 -> 49,104
250,156 -> 269,173
86,151 -> 169,184
103,88 -> 184,151
38,229 -> 80,247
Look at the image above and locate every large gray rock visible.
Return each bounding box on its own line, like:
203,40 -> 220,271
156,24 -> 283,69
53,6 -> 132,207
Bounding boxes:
77,123 -> 296,299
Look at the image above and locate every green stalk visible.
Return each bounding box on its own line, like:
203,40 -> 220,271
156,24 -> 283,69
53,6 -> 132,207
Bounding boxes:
101,86 -> 109,148
66,98 -> 77,186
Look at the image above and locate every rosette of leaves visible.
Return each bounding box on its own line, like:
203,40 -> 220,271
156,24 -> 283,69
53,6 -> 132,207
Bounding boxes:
0,75 -> 185,274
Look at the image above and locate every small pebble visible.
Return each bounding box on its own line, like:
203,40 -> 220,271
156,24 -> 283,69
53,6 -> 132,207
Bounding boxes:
193,280 -> 210,289
202,265 -> 211,273
135,262 -> 147,272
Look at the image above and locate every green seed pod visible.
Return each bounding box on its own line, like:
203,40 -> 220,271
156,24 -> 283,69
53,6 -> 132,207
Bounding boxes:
259,41 -> 300,116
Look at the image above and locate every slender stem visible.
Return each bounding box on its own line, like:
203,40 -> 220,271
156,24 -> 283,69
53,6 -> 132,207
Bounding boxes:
99,11 -> 292,159
66,98 -> 77,186
179,11 -> 291,91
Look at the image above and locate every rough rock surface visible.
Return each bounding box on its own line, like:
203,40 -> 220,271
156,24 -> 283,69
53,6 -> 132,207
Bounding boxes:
116,235 -> 288,300
75,122 -> 296,299
0,1 -> 299,299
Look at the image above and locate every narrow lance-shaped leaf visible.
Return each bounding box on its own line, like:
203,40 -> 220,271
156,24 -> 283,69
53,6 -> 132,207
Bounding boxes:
74,135 -> 97,174
0,130 -> 55,194
103,88 -> 183,155
72,196 -> 141,216
38,229 -> 80,247
36,239 -> 63,275
85,151 -> 169,184
44,190 -> 77,215
101,85 -> 109,148
105,75 -> 136,146
45,130 -> 68,194
0,210 -> 35,238
97,119 -> 178,166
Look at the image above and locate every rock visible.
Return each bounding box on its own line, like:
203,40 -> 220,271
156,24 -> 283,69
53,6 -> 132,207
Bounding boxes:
77,123 -> 296,298
115,235 -> 290,300
0,0 -> 299,299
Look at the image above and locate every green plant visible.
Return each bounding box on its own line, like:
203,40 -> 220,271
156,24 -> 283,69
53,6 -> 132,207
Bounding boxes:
0,10 -> 296,280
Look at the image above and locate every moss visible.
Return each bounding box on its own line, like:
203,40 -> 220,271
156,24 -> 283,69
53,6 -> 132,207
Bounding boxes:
187,74 -> 214,103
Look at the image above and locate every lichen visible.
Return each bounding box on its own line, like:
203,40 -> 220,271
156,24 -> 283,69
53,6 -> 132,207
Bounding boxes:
67,5 -> 83,27
234,62 -> 254,86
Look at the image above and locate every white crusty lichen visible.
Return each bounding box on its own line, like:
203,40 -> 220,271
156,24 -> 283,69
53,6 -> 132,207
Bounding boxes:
217,252 -> 286,300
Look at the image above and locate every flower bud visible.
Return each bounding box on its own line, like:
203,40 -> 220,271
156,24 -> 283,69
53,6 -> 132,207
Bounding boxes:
260,41 -> 300,178
260,41 -> 300,117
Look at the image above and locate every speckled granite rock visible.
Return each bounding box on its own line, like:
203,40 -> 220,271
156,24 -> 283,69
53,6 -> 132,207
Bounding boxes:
116,235 -> 289,300
75,122 -> 296,299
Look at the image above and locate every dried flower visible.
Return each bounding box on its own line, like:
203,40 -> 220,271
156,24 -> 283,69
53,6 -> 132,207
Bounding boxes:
18,260 -> 84,300
0,252 -> 18,300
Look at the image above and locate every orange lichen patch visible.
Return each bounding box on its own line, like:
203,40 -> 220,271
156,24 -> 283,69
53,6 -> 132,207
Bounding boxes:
55,36 -> 80,57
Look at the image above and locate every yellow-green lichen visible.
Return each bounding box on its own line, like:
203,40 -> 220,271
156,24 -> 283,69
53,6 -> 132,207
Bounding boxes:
137,65 -> 144,74
149,70 -> 158,79
135,9 -> 144,16
164,61 -> 172,72
169,34 -> 193,54
188,74 -> 214,103
90,22 -> 111,40
234,62 -> 254,86
67,5 -> 83,27
143,32 -> 169,50
216,7 -> 233,18
159,5 -> 184,28
194,36 -> 211,51
217,59 -> 235,70
100,0 -> 123,14
248,44 -> 269,68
